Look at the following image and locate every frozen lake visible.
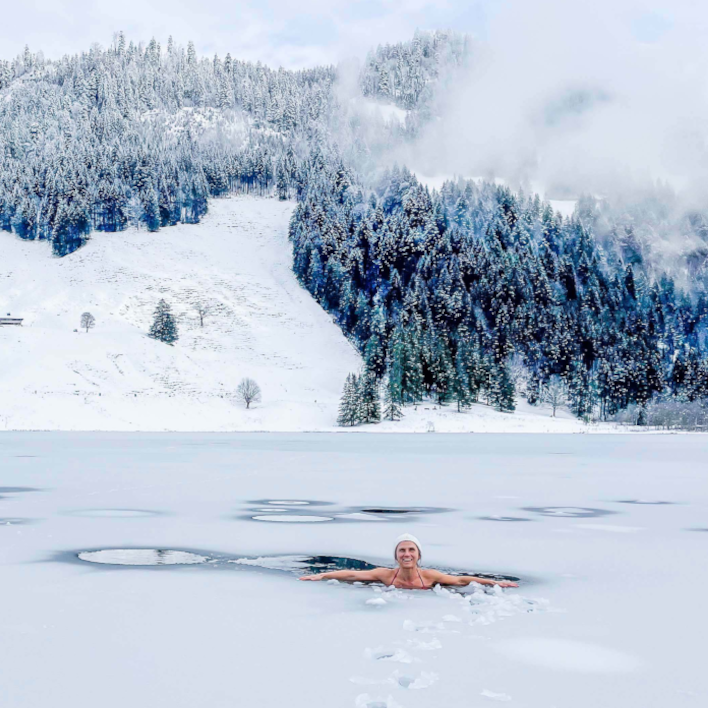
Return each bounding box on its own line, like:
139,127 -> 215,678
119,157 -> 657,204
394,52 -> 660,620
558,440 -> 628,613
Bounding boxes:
1,433 -> 706,707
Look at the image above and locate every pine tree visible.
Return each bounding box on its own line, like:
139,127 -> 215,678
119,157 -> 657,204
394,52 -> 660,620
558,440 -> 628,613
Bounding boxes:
452,346 -> 473,411
141,187 -> 161,232
382,374 -> 403,421
488,361 -> 516,412
337,373 -> 359,427
568,363 -> 596,422
148,299 -> 179,345
358,366 -> 381,424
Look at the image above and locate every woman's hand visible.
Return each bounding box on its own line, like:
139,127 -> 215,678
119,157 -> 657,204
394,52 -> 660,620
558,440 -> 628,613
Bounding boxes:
299,574 -> 325,581
495,580 -> 518,588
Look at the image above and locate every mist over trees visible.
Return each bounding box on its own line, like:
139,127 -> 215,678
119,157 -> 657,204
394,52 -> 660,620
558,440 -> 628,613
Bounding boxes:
360,30 -> 472,111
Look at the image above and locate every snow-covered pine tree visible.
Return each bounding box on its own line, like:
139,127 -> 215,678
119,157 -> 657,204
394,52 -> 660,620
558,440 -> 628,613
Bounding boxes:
488,361 -> 516,412
567,363 -> 596,422
358,366 -> 381,424
337,373 -> 359,427
382,375 -> 403,421
453,346 -> 473,411
148,299 -> 179,345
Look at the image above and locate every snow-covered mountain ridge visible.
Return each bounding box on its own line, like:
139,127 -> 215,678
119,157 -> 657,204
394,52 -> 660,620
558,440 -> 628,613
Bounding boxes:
1,196 -> 603,432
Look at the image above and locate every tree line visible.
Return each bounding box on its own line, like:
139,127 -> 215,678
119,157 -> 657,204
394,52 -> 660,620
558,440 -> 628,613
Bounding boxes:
289,162 -> 708,423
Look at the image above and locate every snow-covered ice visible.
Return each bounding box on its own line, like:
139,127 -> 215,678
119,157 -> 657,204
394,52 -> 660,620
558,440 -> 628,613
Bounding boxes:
1,432 -> 706,707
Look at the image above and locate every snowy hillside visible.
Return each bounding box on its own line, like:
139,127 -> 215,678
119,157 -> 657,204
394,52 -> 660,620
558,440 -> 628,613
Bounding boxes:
0,195 -> 605,432
0,197 -> 361,431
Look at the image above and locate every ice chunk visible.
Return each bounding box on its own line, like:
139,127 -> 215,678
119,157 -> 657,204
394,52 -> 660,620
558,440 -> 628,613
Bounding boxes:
481,689 -> 512,701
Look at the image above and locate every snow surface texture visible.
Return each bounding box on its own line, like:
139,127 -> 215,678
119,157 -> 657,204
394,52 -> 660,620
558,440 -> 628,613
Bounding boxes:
1,433 -> 706,707
2,195 -> 615,433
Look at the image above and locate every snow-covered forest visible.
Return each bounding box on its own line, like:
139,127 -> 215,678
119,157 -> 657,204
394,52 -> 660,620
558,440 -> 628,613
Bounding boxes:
0,31 -> 462,256
0,33 -> 338,255
290,164 -> 708,422
1,31 -> 708,424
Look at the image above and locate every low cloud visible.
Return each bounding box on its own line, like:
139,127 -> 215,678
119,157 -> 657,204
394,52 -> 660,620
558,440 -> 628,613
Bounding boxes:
399,0 -> 708,201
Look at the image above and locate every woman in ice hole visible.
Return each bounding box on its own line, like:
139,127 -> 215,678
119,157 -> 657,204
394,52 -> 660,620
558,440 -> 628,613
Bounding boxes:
299,534 -> 518,590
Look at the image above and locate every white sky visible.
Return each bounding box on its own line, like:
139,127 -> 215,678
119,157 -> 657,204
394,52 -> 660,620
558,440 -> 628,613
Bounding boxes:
0,0 -> 489,68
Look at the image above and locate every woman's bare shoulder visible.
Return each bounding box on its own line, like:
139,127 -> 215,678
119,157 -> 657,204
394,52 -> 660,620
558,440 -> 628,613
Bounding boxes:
420,568 -> 446,582
373,567 -> 396,581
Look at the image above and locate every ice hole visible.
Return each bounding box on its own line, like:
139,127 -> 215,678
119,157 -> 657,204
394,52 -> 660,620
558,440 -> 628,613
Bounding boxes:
233,555 -> 379,574
78,549 -> 210,566
522,506 -> 616,518
617,500 -> 674,505
359,506 -> 450,515
251,514 -> 333,523
479,516 -> 533,522
67,509 -> 160,518
237,554 -> 521,584
268,500 -> 310,505
362,509 -> 411,514
249,499 -> 335,507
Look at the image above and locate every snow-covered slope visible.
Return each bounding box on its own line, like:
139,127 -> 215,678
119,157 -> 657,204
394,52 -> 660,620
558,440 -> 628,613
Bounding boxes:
1,195 -> 606,432
0,197 -> 361,431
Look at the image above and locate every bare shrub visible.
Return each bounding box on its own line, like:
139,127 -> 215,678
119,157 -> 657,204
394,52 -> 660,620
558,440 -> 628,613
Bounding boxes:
542,375 -> 568,417
235,378 -> 262,409
192,301 -> 212,327
80,312 -> 96,333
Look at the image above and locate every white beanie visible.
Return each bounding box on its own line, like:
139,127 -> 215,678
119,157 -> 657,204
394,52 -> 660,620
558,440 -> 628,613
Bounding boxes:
394,533 -> 423,560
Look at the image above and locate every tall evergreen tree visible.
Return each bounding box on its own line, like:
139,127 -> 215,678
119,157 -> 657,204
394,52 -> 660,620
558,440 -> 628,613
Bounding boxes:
337,373 -> 359,427
382,375 -> 403,421
358,366 -> 381,424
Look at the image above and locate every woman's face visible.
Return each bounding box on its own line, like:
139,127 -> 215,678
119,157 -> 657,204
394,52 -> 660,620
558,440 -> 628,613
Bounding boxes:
396,541 -> 420,568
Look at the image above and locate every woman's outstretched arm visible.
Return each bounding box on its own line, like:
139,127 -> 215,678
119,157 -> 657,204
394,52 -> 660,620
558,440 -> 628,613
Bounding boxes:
299,568 -> 389,583
427,570 -> 518,588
